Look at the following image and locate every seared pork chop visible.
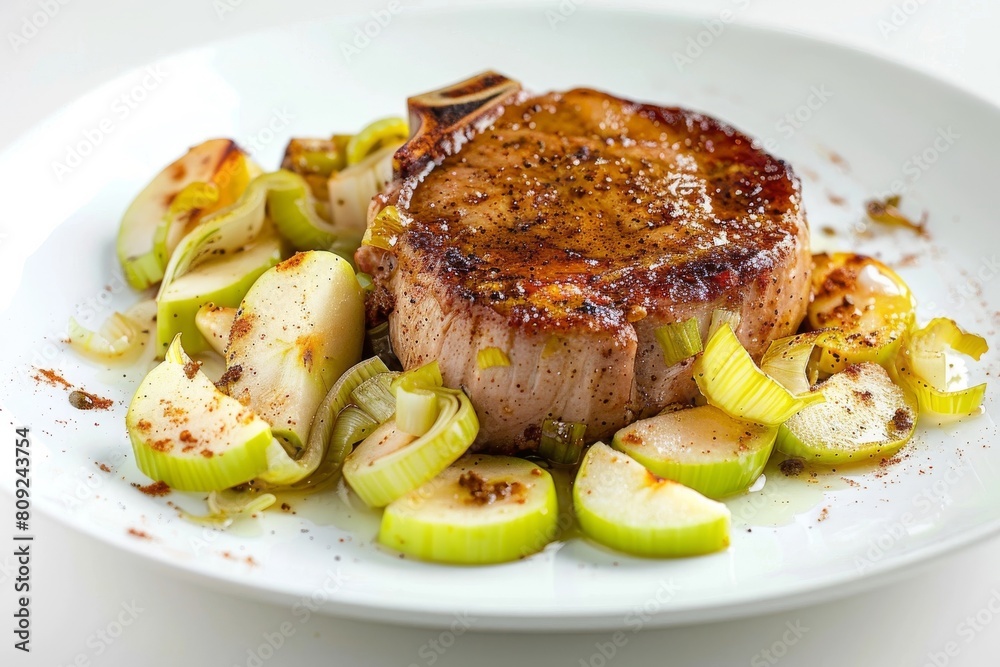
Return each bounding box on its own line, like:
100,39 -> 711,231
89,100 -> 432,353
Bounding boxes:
357,72 -> 811,454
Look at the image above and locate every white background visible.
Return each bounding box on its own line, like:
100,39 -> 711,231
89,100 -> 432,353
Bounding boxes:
3,0 -> 1000,665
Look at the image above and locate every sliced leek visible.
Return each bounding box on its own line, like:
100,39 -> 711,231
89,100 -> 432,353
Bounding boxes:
126,335 -> 272,491
573,443 -> 731,558
328,141 -> 401,236
379,455 -> 558,564
345,117 -> 408,165
68,312 -> 145,360
612,405 -> 777,498
778,362 -> 918,463
538,418 -> 587,465
477,347 -> 512,370
281,136 -> 348,177
351,373 -> 397,423
265,169 -> 343,251
759,330 -> 831,396
259,357 -> 389,488
182,488 -> 277,528
694,323 -> 824,426
362,205 -> 404,251
118,139 -> 255,290
390,360 -> 444,395
708,308 -> 742,339
807,253 -> 915,373
396,387 -> 439,437
893,318 -> 989,415
654,317 -> 702,367
343,388 -> 479,508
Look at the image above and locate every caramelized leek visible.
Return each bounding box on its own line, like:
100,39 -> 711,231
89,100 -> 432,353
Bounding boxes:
351,373 -> 397,423
655,317 -> 702,366
694,324 -> 824,426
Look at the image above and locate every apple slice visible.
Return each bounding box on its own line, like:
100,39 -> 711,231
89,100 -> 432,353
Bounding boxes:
156,231 -> 284,356
777,362 -> 918,464
117,139 -> 255,290
573,442 -> 731,558
612,405 -> 777,498
126,335 -> 272,491
194,303 -> 237,356
224,250 -> 365,452
152,145 -> 258,270
379,455 -> 558,564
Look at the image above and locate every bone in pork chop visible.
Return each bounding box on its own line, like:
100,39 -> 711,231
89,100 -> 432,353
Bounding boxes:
356,72 -> 811,454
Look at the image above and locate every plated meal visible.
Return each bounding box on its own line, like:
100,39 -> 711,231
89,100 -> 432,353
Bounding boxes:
70,71 -> 987,565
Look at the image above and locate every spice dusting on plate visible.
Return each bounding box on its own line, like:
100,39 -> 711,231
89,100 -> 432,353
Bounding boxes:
127,528 -> 152,540
778,458 -> 805,477
132,480 -> 171,496
95,462 -> 112,473
33,368 -> 72,389
69,389 -> 114,410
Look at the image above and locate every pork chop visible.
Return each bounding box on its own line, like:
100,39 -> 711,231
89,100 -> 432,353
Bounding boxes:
356,72 -> 811,454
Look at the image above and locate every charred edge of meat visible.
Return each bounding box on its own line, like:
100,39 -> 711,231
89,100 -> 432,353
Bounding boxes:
394,70 -> 522,179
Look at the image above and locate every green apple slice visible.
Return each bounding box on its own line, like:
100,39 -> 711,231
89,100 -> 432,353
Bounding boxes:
224,250 -> 365,453
343,389 -> 479,508
152,148 -> 259,271
573,442 -> 731,558
126,335 -> 272,491
777,362 -> 918,464
194,303 -> 237,356
118,139 -> 252,290
612,405 -> 777,498
156,232 -> 283,356
379,455 -> 558,564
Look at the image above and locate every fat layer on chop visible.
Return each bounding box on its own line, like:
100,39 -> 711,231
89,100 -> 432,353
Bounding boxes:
357,72 -> 811,454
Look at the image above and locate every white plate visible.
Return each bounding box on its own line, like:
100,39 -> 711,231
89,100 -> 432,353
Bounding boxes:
2,7 -> 999,631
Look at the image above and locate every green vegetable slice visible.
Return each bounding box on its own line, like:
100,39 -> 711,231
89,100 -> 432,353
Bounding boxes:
476,347 -> 511,370
694,323 -> 824,426
893,318 -> 989,415
538,418 -> 587,465
777,362 -> 918,464
654,317 -> 703,367
379,455 -> 558,564
573,442 -> 731,558
612,405 -> 776,498
345,117 -> 409,165
126,335 -> 272,491
343,388 -> 479,507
